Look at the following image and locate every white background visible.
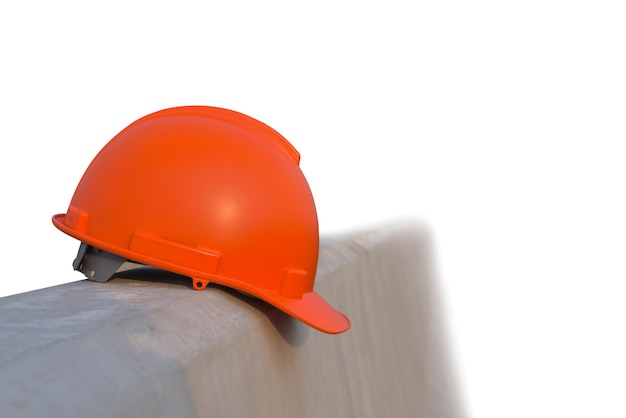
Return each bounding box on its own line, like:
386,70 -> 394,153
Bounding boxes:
1,1 -> 625,417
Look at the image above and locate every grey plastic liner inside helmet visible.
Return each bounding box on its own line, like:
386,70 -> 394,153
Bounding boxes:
73,242 -> 143,283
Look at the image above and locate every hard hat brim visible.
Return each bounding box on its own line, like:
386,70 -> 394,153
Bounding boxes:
255,289 -> 352,334
53,213 -> 351,334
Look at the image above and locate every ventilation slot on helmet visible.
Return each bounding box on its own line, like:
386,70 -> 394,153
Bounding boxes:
129,230 -> 222,277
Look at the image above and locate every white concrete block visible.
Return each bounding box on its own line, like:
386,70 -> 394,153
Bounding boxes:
0,221 -> 465,417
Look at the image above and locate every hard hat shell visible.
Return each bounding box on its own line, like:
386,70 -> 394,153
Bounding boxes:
52,106 -> 350,334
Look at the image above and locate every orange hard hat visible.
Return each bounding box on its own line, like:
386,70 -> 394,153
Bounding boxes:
52,106 -> 350,334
